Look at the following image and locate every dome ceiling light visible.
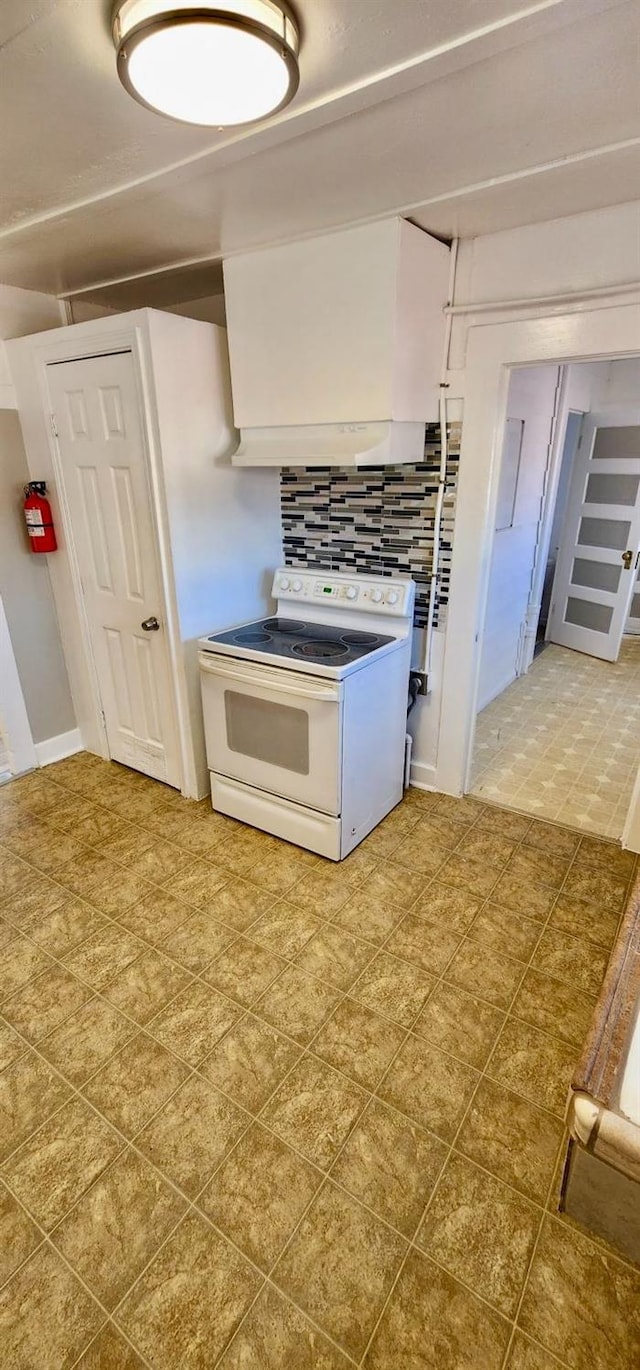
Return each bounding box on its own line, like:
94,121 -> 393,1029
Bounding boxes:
112,0 -> 300,127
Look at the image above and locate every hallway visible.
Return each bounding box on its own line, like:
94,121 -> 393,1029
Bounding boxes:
471,639 -> 640,839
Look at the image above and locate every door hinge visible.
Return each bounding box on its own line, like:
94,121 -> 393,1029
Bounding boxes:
49,412 -> 58,439
100,710 -> 107,730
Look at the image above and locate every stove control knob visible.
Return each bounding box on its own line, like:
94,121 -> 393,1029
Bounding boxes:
371,589 -> 383,604
386,591 -> 399,605
279,576 -> 290,591
346,586 -> 358,600
292,578 -> 303,592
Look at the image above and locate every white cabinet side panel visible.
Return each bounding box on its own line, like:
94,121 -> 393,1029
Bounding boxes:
146,310 -> 283,797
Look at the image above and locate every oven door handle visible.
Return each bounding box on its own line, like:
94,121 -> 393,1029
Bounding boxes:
198,652 -> 341,702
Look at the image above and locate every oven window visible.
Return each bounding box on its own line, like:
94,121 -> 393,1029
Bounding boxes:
224,691 -> 310,774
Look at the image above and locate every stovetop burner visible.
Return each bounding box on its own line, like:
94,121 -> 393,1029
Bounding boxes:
341,631 -> 379,646
292,640 -> 349,659
206,615 -> 396,669
263,618 -> 307,634
235,629 -> 273,644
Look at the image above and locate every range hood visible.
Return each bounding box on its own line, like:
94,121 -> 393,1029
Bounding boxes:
223,218 -> 450,468
232,420 -> 426,468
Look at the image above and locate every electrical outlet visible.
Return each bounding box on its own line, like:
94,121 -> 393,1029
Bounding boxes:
414,672 -> 428,695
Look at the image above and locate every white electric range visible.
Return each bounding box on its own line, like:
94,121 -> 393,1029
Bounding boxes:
198,568 -> 415,860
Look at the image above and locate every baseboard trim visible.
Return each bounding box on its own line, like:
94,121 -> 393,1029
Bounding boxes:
477,671 -> 517,713
35,728 -> 83,768
410,758 -> 466,799
409,760 -> 438,791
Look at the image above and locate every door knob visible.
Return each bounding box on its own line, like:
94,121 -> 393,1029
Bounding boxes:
141,616 -> 160,631
622,550 -> 633,570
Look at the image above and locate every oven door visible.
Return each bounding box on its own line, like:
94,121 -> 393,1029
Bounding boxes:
199,652 -> 343,815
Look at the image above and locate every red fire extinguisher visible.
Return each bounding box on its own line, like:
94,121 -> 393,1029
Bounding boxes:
24,481 -> 58,553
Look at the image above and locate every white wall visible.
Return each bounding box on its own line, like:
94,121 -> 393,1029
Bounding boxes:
0,285 -> 79,760
0,592 -> 38,777
477,364 -> 559,709
68,300 -> 119,324
0,409 -> 76,746
560,358 -> 639,420
449,200 -> 640,371
0,283 -> 63,406
164,294 -> 227,327
409,198 -> 640,788
600,358 -> 640,408
450,200 -> 640,333
0,715 -> 9,778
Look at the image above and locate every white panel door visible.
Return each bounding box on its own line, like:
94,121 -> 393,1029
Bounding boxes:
625,565 -> 640,635
547,418 -> 640,662
47,351 -> 181,786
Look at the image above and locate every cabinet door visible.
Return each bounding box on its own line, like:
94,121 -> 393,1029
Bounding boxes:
47,350 -> 181,786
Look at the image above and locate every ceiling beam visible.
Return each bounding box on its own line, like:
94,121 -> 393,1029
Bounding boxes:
60,135 -> 640,301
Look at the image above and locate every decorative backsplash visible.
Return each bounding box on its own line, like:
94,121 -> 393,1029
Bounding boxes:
281,422 -> 461,628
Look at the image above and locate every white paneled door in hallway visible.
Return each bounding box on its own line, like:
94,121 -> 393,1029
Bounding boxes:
547,415 -> 640,662
46,350 -> 181,786
625,555 -> 640,635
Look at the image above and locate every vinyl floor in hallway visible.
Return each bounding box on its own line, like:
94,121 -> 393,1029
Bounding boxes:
471,638 -> 640,839
1,754 -> 639,1368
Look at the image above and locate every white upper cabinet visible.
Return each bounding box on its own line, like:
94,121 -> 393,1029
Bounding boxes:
223,219 -> 450,466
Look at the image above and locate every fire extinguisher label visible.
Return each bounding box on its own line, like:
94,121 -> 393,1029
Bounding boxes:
25,509 -> 44,525
28,527 -> 46,537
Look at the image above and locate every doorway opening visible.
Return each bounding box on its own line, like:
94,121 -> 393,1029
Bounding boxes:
469,356 -> 640,840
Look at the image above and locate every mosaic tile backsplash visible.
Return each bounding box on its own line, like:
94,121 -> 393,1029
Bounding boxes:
281,422 -> 461,629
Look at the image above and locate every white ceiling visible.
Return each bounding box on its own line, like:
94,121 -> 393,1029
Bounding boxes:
1,0 -> 639,306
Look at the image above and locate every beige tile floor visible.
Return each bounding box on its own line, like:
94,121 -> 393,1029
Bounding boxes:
1,753 -> 639,1369
471,638 -> 640,839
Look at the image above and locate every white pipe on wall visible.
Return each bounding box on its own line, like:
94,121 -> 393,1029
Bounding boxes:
445,280 -> 640,316
422,237 -> 459,686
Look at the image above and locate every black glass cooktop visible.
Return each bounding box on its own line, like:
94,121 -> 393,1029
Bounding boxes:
206,617 -> 394,666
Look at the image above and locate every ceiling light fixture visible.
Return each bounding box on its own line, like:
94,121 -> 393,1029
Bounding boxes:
112,0 -> 300,127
